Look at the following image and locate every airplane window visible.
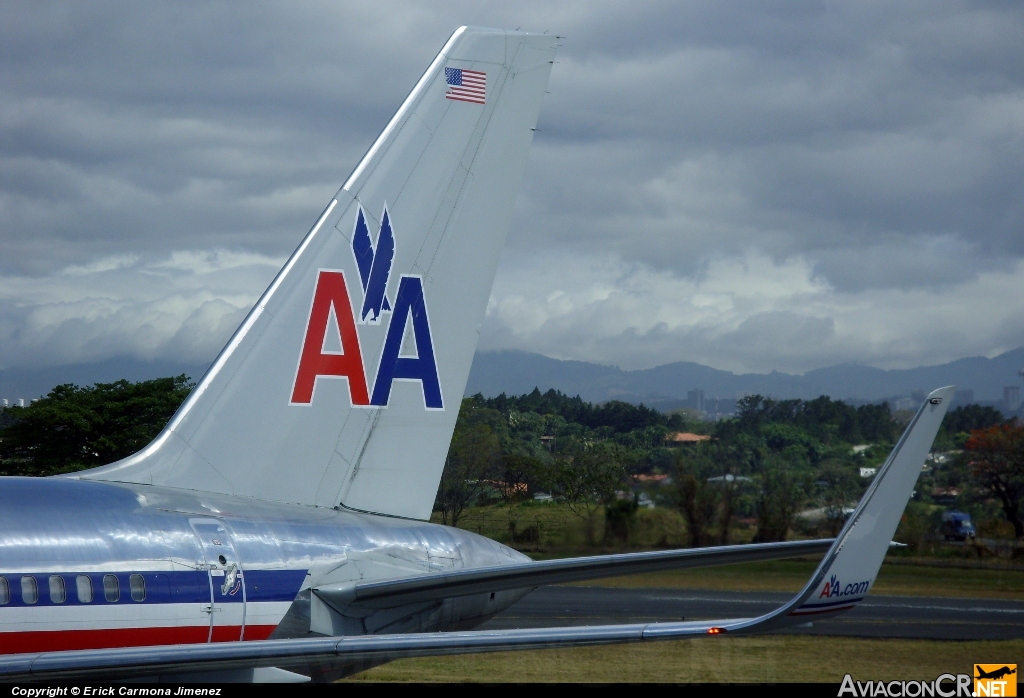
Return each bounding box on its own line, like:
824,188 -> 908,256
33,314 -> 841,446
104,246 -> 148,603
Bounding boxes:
21,576 -> 38,604
103,574 -> 119,603
129,574 -> 146,602
0,577 -> 8,605
76,575 -> 93,603
49,576 -> 66,604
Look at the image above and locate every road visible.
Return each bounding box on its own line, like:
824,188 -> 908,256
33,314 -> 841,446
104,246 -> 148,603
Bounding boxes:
481,586 -> 1024,640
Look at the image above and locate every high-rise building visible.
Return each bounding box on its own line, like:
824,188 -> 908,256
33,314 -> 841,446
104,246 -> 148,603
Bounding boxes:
687,389 -> 705,412
1003,386 -> 1021,412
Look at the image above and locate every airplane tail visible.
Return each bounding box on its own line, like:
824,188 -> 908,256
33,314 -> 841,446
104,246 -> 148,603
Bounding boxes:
78,27 -> 558,519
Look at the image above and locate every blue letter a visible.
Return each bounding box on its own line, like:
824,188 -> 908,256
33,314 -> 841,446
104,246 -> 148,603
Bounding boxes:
370,275 -> 443,409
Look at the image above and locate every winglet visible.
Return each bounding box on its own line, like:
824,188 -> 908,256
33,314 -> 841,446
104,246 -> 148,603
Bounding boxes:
745,385 -> 955,631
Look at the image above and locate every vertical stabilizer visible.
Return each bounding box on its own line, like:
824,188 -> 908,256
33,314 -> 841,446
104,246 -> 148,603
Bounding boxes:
79,27 -> 558,519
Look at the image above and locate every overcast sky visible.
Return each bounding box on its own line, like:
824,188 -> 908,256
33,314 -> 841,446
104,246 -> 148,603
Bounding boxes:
2,1 -> 1023,375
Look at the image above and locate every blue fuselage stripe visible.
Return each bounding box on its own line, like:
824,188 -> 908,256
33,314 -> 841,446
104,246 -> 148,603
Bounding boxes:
0,570 -> 306,607
799,596 -> 865,610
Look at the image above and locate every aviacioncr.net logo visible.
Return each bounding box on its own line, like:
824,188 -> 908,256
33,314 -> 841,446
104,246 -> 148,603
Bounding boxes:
975,664 -> 1017,697
839,674 -> 973,697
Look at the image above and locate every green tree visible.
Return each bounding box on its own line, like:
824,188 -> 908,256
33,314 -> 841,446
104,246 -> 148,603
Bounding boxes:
435,401 -> 502,527
673,448 -> 720,548
494,452 -> 544,541
552,441 -> 628,544
475,388 -> 669,434
816,458 -> 860,536
855,403 -> 899,443
0,376 -> 193,475
761,423 -> 820,461
705,436 -> 760,545
730,394 -> 897,445
945,404 -> 1006,434
753,451 -> 812,542
604,494 -> 639,544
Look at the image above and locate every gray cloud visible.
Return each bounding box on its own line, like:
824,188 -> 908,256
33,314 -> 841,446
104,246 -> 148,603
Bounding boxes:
0,250 -> 280,369
2,1 -> 1023,373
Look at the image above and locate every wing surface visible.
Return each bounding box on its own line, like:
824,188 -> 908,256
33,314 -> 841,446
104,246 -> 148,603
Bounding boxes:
314,538 -> 833,609
1,387 -> 954,682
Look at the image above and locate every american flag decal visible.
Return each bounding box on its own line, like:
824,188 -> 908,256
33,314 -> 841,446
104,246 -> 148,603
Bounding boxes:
445,67 -> 486,105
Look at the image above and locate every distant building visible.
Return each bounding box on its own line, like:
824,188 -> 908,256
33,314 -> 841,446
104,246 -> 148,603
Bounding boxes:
891,397 -> 916,411
687,389 -> 705,412
859,467 -> 877,479
634,473 -> 672,485
702,397 -> 737,420
953,389 -> 974,407
665,432 -> 712,446
706,474 -> 751,483
484,480 -> 527,495
1003,386 -> 1021,412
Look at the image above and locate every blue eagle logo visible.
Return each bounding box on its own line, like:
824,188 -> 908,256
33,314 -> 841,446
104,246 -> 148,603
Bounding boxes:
351,206 -> 395,324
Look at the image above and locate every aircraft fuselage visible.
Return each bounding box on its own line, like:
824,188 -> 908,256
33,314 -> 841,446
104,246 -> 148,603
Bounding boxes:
0,477 -> 529,654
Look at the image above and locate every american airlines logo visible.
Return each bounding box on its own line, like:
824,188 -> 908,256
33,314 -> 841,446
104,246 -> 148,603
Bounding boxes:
290,205 -> 442,410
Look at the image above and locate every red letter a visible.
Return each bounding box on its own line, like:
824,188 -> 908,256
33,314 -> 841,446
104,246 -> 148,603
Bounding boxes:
290,270 -> 370,405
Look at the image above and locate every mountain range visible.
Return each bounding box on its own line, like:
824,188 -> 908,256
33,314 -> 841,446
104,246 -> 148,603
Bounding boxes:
464,348 -> 1024,409
0,358 -> 211,406
3,347 -> 1023,412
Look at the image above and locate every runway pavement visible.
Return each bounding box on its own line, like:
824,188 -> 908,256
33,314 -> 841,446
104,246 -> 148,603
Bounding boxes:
481,586 -> 1024,640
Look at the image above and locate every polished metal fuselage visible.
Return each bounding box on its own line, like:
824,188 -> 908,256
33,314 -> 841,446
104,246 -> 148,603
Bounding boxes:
0,476 -> 530,650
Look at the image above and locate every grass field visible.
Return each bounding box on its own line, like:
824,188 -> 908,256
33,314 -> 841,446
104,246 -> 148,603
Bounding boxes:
345,636 -> 1024,683
438,502 -> 1024,600
438,501 -> 692,549
576,558 -> 1024,600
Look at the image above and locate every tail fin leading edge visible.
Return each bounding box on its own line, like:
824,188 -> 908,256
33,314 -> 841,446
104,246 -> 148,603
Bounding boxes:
80,27 -> 558,519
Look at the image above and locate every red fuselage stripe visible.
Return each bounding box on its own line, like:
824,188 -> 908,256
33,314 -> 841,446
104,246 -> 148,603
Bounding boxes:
789,604 -> 856,616
0,625 -> 278,654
